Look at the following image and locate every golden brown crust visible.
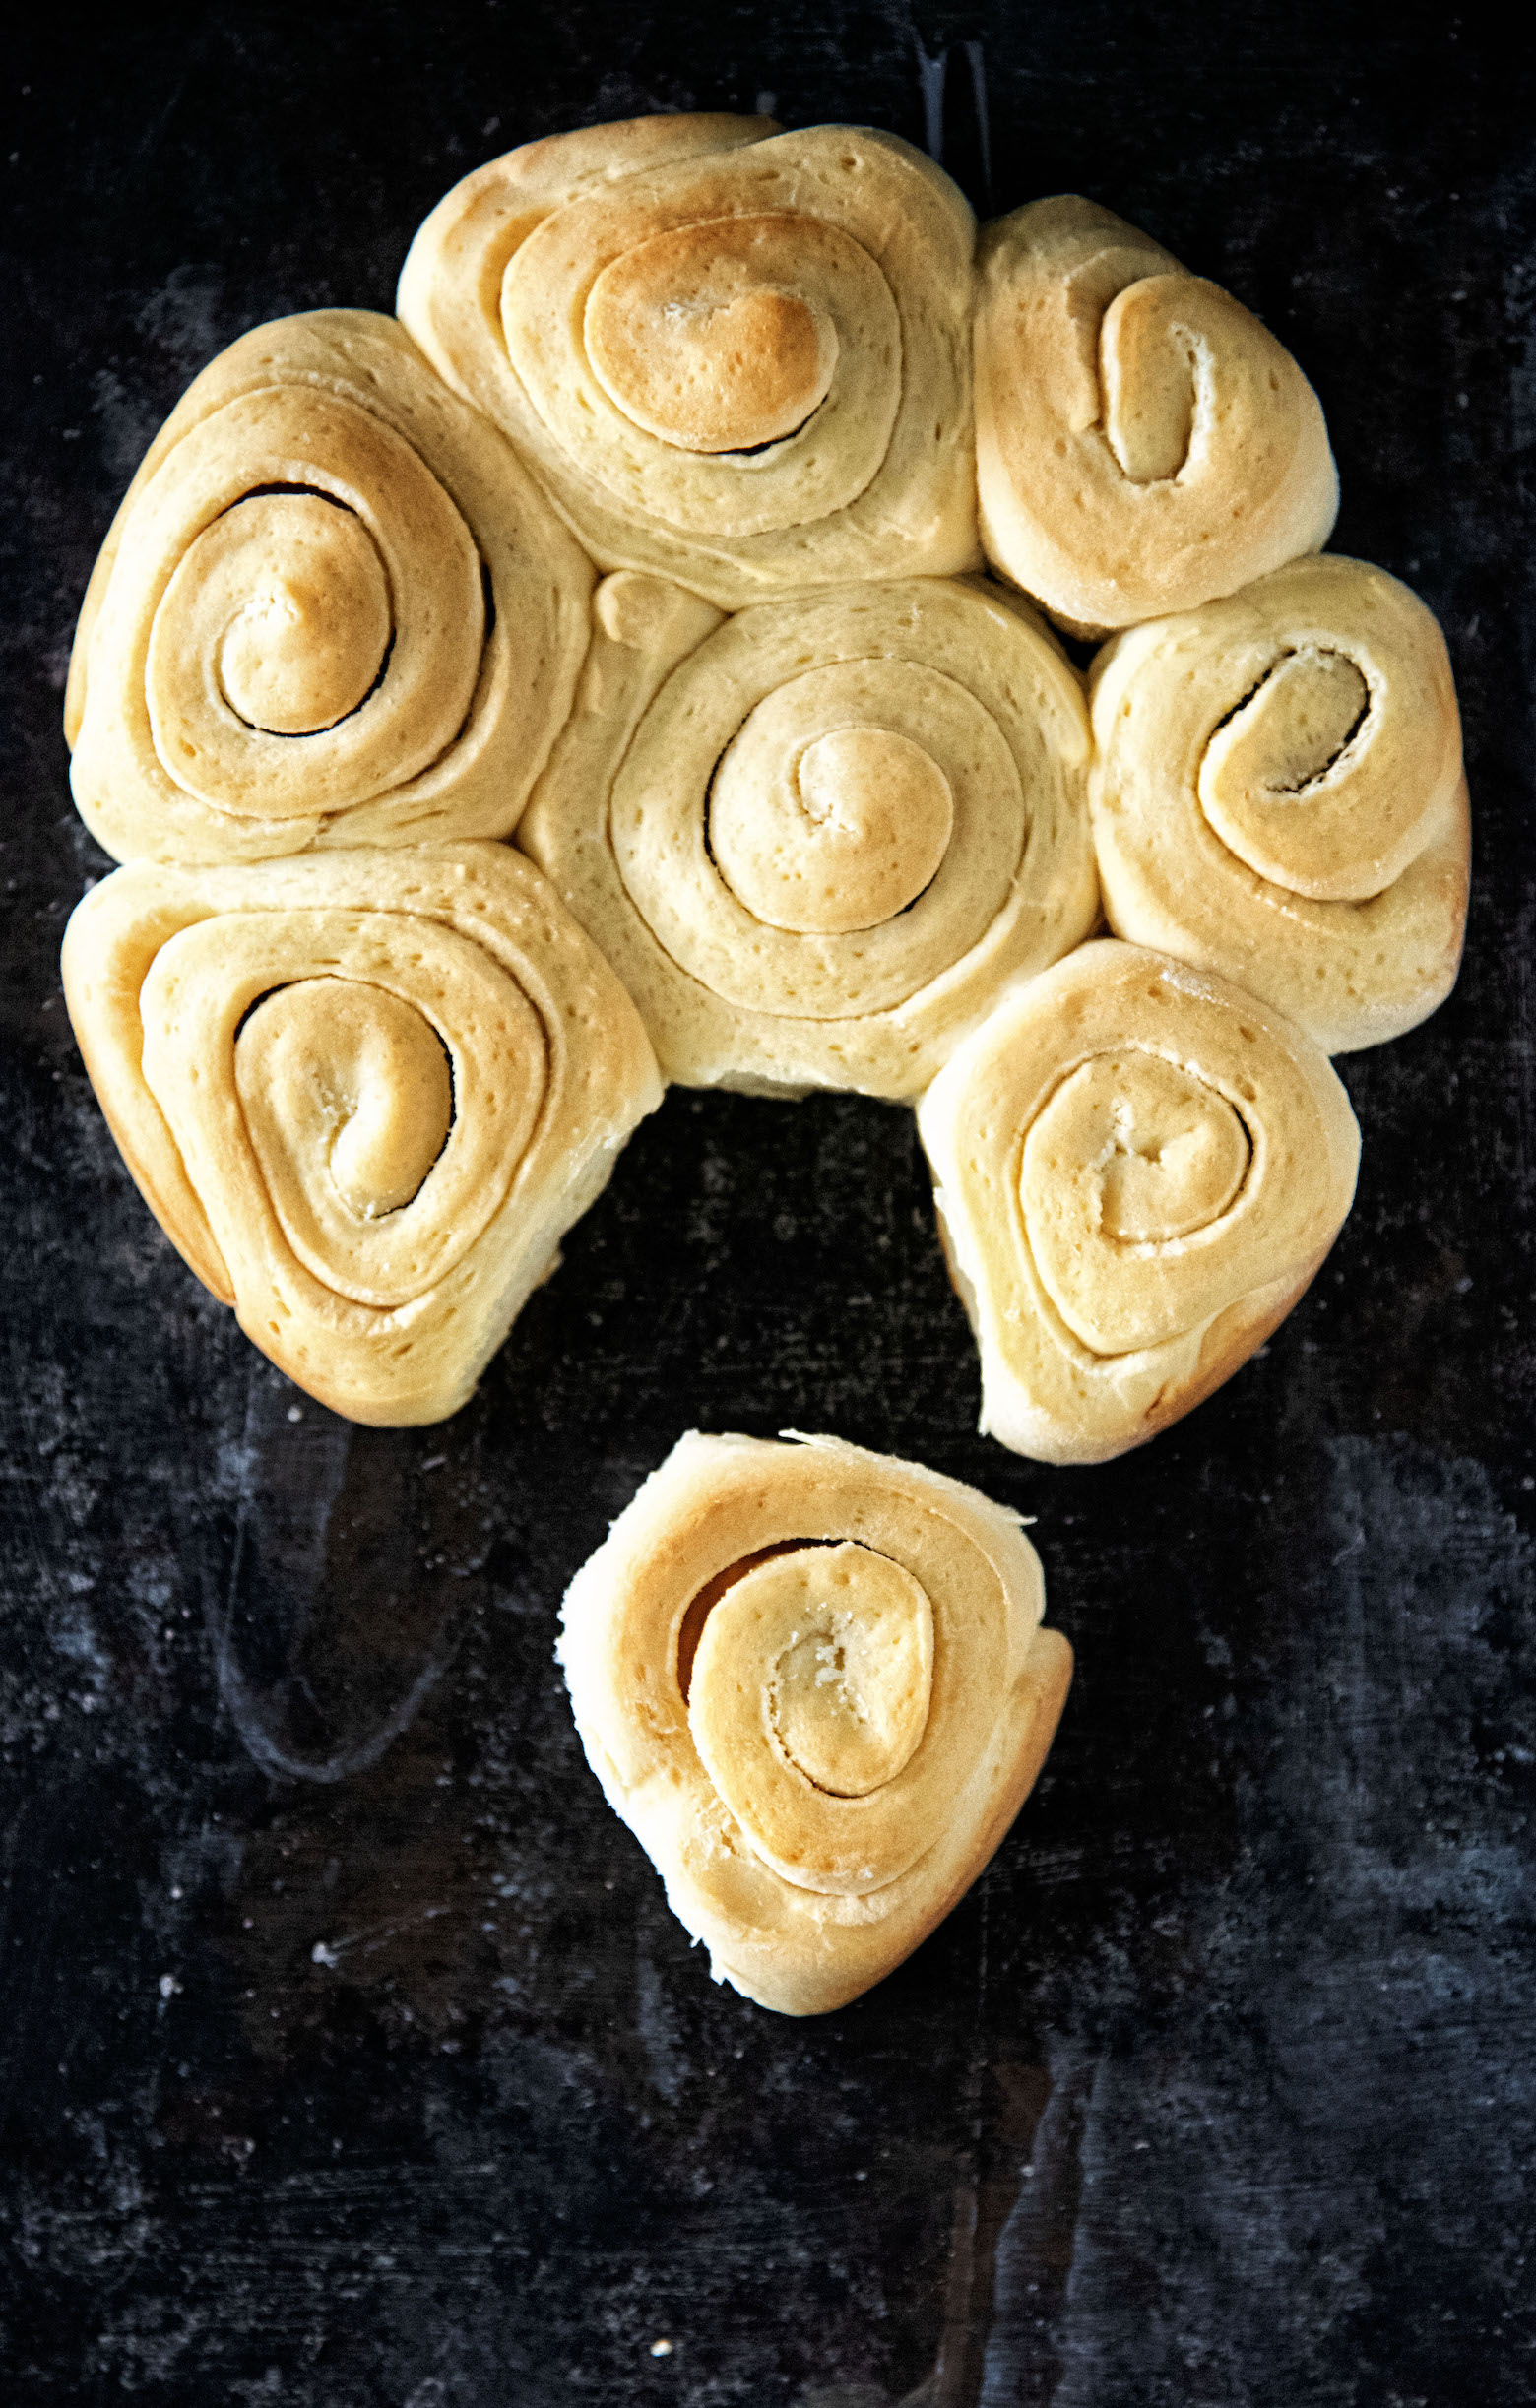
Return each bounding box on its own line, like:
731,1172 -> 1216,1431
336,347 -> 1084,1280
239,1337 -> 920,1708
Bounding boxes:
974,196 -> 1338,632
917,940 -> 1361,1463
66,310 -> 593,864
61,844 -> 663,1423
558,1430 -> 1070,2015
399,118 -> 980,605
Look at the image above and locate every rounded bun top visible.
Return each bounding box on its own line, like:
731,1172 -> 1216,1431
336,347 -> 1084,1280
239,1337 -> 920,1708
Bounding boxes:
398,114 -> 981,606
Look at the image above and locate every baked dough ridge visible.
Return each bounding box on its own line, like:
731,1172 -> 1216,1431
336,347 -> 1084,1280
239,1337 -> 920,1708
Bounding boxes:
61,842 -> 664,1424
66,310 -> 593,864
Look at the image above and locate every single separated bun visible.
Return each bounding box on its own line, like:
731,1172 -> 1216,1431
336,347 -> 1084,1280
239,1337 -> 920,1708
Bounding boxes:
61,845 -> 662,1424
399,115 -> 980,607
974,196 -> 1337,634
1088,554 -> 1470,1051
558,1429 -> 1071,2016
66,311 -> 593,864
917,941 -> 1361,1464
518,571 -> 1097,1098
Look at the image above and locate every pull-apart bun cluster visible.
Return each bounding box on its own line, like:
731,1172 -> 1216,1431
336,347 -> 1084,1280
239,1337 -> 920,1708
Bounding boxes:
59,112 -> 1468,2007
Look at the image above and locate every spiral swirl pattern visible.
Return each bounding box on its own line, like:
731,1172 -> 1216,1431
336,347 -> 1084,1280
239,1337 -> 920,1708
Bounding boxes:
66,311 -> 593,864
974,196 -> 1338,634
398,115 -> 980,606
519,571 -> 1097,1097
557,1430 -> 1071,2015
1088,555 -> 1470,1051
61,845 -> 662,1423
917,941 -> 1361,1464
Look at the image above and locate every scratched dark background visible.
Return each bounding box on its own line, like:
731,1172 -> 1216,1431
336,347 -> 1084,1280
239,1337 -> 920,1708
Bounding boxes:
2,4 -> 1534,2402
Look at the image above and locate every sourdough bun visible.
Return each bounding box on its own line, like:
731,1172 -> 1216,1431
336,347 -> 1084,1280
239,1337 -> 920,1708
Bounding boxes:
558,1429 -> 1071,2015
518,570 -> 1096,1097
399,115 -> 980,606
66,311 -> 592,865
975,196 -> 1337,634
917,940 -> 1361,1463
61,844 -> 662,1423
1088,554 -> 1469,1051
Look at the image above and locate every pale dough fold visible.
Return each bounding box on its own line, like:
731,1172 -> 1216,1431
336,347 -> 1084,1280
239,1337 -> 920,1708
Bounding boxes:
398,115 -> 980,606
1088,554 -> 1470,1051
66,311 -> 593,863
974,196 -> 1338,634
917,941 -> 1361,1464
518,571 -> 1098,1098
557,1430 -> 1072,2015
61,844 -> 663,1424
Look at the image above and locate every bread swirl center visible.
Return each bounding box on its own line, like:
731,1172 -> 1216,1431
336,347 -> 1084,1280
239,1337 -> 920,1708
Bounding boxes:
710,722 -> 955,933
191,914 -> 546,1313
237,979 -> 454,1221
1097,274 -> 1201,483
1021,1049 -> 1253,1352
1199,646 -> 1384,897
199,493 -> 395,735
687,1541 -> 937,1891
585,218 -> 839,454
140,387 -> 486,821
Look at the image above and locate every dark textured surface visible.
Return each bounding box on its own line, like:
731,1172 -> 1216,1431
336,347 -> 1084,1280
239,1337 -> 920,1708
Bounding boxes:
3,6 -> 1534,2401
